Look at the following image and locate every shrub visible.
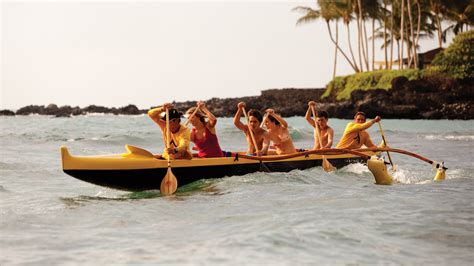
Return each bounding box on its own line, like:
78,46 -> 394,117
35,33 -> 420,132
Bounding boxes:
431,30 -> 474,79
323,69 -> 422,100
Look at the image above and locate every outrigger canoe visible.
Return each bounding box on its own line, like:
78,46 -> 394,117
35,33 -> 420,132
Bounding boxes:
61,145 -> 447,192
61,145 -> 379,191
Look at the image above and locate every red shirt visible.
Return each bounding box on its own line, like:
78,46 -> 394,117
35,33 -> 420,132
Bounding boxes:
191,127 -> 223,158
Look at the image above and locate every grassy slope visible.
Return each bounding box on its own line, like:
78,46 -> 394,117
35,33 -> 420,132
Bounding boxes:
322,69 -> 423,101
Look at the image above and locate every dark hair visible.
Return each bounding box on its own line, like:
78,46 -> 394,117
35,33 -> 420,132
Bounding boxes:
354,111 -> 367,119
267,114 -> 280,126
248,109 -> 263,122
316,110 -> 329,120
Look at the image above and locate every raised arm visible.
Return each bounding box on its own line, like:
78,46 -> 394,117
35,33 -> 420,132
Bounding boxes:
147,103 -> 173,129
233,102 -> 247,131
266,109 -> 288,128
305,101 -> 316,127
346,116 -> 382,134
198,101 -> 217,128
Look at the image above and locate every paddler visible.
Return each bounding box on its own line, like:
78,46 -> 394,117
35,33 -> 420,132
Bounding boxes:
185,101 -> 224,158
305,101 -> 334,149
336,111 -> 382,149
260,109 -> 296,155
233,102 -> 269,156
148,103 -> 192,160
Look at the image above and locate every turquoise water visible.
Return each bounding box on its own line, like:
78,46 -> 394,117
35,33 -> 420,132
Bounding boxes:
1,115 -> 473,265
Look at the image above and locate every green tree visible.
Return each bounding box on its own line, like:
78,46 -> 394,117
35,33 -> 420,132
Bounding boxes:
431,30 -> 474,79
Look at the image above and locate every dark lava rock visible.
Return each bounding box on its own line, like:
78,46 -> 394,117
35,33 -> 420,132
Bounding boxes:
391,76 -> 409,91
118,104 -> 142,115
16,105 -> 46,115
0,109 -> 15,116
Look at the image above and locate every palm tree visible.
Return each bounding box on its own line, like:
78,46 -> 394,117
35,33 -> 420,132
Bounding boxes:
360,0 -> 381,71
293,1 -> 359,75
407,0 -> 417,68
428,0 -> 445,47
442,1 -> 474,37
400,0 -> 406,69
337,0 -> 360,72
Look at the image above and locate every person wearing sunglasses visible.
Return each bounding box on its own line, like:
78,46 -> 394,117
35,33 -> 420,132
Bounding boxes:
148,103 -> 192,160
336,111 -> 381,149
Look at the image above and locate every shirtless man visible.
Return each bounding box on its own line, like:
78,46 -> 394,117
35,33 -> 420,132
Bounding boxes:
261,109 -> 296,155
305,101 -> 334,149
336,111 -> 381,149
233,102 -> 269,155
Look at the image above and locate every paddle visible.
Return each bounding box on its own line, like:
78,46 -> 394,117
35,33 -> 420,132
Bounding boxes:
311,106 -> 336,172
125,144 -> 154,158
160,108 -> 178,195
260,113 -> 269,129
377,121 -> 397,171
242,107 -> 260,154
184,105 -> 200,127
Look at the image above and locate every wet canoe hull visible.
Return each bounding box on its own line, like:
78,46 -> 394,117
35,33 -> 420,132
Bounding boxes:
61,145 -> 371,191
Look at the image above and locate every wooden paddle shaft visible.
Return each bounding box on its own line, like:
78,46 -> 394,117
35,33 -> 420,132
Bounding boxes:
242,107 -> 259,153
310,106 -> 324,149
184,106 -> 200,127
377,122 -> 395,168
165,108 -> 171,165
260,113 -> 269,129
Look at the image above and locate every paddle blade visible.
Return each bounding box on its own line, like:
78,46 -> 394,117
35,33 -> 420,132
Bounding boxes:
322,158 -> 336,172
160,167 -> 178,196
125,144 -> 154,158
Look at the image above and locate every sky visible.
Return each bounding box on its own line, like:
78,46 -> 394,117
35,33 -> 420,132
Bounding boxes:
1,0 -> 447,110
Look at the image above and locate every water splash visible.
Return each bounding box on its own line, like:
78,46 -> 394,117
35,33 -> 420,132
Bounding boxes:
424,134 -> 474,141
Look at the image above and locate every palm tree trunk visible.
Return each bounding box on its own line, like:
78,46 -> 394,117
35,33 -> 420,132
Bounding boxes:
400,0 -> 405,69
372,18 -> 375,71
390,4 -> 394,70
435,12 -> 443,47
346,23 -> 360,72
358,0 -> 369,71
383,0 -> 388,69
356,9 -> 364,72
415,0 -> 421,68
326,21 -> 358,72
407,0 -> 417,68
405,21 -> 412,68
333,22 -> 339,79
363,19 -> 370,71
397,39 -> 400,69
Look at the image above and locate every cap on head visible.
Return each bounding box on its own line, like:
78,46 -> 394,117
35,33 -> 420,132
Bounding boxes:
160,108 -> 182,120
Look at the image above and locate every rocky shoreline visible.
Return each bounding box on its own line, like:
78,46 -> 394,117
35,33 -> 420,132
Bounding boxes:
1,76 -> 472,119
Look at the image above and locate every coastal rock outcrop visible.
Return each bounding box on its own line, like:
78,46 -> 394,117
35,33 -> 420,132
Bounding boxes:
2,76 -> 472,119
0,110 -> 15,116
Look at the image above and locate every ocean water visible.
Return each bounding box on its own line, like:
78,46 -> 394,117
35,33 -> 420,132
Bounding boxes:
1,115 -> 473,265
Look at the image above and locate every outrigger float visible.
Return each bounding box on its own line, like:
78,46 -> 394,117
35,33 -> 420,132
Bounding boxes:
60,145 -> 447,193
